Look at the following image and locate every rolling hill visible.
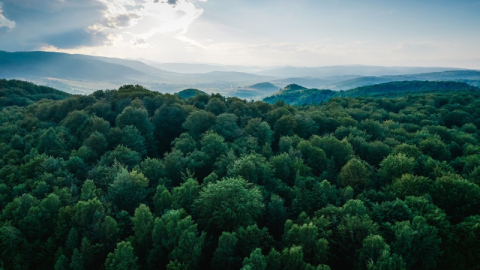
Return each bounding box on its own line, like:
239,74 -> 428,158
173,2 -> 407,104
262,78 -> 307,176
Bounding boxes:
0,51 -> 156,81
2,51 -> 479,98
0,79 -> 70,107
264,81 -> 480,105
325,70 -> 480,90
256,65 -> 460,78
176,89 -> 208,99
0,51 -> 273,95
228,82 -> 281,99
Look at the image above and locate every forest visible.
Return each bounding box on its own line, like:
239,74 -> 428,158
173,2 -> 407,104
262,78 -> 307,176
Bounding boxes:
1,80 -> 480,270
264,81 -> 480,105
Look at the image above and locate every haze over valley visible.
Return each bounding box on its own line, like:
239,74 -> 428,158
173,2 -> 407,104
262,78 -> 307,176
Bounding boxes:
1,50 -> 479,99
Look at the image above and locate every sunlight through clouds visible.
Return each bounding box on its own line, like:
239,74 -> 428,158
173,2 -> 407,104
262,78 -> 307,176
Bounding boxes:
0,4 -> 15,30
0,0 -> 479,68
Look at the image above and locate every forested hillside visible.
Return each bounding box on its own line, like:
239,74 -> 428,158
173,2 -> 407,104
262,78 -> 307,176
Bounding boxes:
0,79 -> 71,108
264,81 -> 480,105
2,81 -> 480,270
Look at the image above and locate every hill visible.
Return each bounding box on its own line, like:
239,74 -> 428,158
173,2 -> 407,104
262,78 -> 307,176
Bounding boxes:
0,51 -> 272,95
271,77 -> 330,89
249,82 -> 280,92
0,51 -> 152,81
176,89 -> 208,99
256,65 -> 459,77
0,79 -> 70,107
264,81 -> 480,105
228,82 -> 281,100
327,70 -> 480,90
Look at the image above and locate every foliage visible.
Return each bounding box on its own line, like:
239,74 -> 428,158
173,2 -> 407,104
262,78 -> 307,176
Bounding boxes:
1,81 -> 480,269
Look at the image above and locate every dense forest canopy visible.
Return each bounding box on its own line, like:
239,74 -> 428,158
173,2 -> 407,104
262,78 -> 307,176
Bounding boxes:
2,80 -> 480,269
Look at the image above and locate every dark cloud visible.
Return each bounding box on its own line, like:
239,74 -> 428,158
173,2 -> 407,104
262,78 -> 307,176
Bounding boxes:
133,38 -> 147,46
0,0 -> 143,50
43,28 -> 111,49
153,0 -> 178,5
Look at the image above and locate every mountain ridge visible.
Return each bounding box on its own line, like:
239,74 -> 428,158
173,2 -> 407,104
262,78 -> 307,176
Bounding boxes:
264,80 -> 480,105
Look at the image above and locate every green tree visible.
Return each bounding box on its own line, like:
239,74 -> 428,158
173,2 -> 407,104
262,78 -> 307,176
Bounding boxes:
172,178 -> 200,213
121,125 -> 147,157
283,221 -> 329,265
182,110 -> 216,138
213,113 -> 241,141
54,255 -> 69,270
205,98 -> 227,115
242,248 -> 267,270
116,105 -> 155,155
357,235 -> 405,270
80,180 -> 100,201
391,174 -> 432,198
84,131 -> 108,156
266,194 -> 288,240
229,153 -> 273,185
0,224 -> 27,270
297,141 -> 328,176
136,158 -> 165,187
338,158 -> 371,190
172,133 -> 198,155
107,168 -> 148,213
291,178 -> 339,216
244,118 -> 273,146
274,115 -> 297,138
193,177 -> 265,232
212,232 -> 240,270
102,145 -> 142,169
281,246 -> 306,270
431,174 -> 480,222
105,241 -> 139,270
378,154 -> 415,183
200,131 -> 228,167
391,216 -> 441,269
70,248 -> 84,270
151,210 -> 205,269
153,185 -> 173,215
265,248 -> 281,270
310,135 -> 354,170
116,106 -> 153,140
152,103 -> 191,154
132,204 -> 154,262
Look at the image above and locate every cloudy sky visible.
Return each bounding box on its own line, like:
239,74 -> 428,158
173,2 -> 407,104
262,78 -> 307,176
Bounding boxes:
1,0 -> 479,68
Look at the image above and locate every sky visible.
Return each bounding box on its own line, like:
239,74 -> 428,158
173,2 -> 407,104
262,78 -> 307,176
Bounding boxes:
0,0 -> 480,68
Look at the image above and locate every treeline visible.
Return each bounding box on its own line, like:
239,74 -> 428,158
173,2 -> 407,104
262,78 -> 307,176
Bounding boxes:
264,81 -> 480,105
0,79 -> 70,108
1,83 -> 480,269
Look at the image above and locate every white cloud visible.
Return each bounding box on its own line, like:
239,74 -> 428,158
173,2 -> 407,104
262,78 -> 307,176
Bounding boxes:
0,5 -> 15,30
134,0 -> 205,45
65,0 -> 207,49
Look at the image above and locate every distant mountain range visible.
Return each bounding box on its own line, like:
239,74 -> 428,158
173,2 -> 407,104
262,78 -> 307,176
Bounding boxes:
1,50 -> 479,98
3,79 -> 479,110
324,70 -> 480,90
254,65 -> 461,78
264,81 -> 480,105
0,51 -> 272,95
